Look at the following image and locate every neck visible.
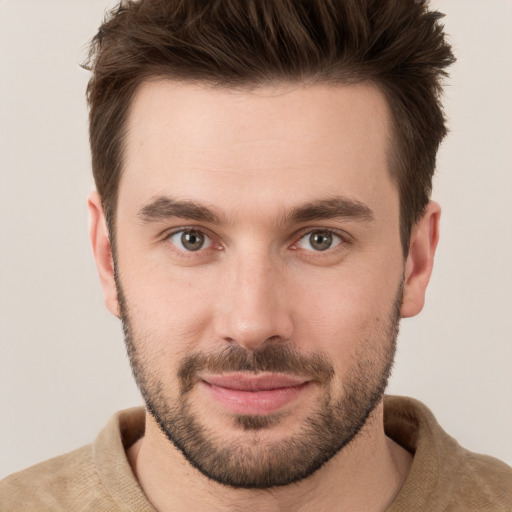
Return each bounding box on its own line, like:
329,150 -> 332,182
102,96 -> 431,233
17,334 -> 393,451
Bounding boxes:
127,402 -> 412,512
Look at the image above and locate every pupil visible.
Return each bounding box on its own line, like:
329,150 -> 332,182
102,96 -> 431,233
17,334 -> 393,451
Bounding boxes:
311,232 -> 332,251
182,231 -> 204,251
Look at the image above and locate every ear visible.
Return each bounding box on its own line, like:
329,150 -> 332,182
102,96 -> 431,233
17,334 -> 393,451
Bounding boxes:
88,190 -> 120,318
401,201 -> 441,318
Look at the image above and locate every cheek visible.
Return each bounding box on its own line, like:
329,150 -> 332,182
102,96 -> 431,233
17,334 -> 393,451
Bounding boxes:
119,262 -> 217,360
293,263 -> 401,358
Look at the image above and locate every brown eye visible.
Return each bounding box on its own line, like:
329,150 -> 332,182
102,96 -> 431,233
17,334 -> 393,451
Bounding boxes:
296,230 -> 342,252
169,229 -> 211,251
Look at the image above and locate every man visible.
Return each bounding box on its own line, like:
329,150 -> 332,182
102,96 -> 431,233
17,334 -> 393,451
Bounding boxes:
1,0 -> 510,510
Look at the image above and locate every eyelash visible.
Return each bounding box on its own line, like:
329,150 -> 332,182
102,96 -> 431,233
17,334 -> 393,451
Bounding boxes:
162,226 -> 350,258
162,227 -> 221,258
290,229 -> 347,253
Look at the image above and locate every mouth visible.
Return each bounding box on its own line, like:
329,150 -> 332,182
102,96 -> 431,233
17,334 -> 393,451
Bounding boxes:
200,373 -> 312,415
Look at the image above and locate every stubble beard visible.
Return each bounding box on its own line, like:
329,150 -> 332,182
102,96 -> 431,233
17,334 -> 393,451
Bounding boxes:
116,279 -> 402,489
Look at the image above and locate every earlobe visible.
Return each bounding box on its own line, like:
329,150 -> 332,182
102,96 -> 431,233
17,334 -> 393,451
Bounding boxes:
87,191 -> 120,318
401,201 -> 441,318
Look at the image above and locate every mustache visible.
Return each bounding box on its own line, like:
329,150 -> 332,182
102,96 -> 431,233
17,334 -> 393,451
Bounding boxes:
178,344 -> 334,393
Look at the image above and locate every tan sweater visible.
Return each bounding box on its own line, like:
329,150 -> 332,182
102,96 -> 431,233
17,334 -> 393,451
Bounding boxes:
1,396 -> 510,511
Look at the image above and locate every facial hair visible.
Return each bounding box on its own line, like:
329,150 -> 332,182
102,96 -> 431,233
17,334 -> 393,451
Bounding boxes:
117,278 -> 402,489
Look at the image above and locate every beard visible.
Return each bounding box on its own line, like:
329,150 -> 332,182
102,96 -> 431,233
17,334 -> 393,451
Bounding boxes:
117,278 -> 402,489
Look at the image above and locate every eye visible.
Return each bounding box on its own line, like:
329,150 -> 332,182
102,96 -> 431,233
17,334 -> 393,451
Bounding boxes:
168,229 -> 213,252
295,230 -> 343,252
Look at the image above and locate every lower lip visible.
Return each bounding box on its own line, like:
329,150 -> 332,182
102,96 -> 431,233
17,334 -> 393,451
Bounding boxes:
201,381 -> 310,415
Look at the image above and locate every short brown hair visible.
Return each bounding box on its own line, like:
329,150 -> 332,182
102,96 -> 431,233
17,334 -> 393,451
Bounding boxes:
85,0 -> 455,256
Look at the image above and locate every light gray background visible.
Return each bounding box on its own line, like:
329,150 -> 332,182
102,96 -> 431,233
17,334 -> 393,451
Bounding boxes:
1,0 -> 511,479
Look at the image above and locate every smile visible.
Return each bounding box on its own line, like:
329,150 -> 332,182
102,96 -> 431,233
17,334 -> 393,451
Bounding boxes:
200,373 -> 311,415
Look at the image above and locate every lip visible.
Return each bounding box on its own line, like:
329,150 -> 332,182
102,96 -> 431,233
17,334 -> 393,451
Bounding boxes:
201,373 -> 311,415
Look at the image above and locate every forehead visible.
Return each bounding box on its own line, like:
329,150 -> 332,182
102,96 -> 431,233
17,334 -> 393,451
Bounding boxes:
120,80 -> 395,219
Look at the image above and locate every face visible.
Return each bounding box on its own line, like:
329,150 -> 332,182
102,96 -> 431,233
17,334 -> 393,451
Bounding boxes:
108,81 -> 408,488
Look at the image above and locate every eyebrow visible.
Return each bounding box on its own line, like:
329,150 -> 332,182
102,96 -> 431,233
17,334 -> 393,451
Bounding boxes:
139,196 -> 223,224
138,195 -> 374,226
287,197 -> 374,224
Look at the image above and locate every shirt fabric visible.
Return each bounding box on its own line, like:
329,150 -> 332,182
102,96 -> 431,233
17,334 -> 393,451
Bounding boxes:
1,396 -> 510,511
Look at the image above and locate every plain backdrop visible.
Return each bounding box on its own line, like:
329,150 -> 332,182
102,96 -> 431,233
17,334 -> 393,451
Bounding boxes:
0,0 -> 511,479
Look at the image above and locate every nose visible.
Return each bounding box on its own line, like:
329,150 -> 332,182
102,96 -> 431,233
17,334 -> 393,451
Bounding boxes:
213,250 -> 294,352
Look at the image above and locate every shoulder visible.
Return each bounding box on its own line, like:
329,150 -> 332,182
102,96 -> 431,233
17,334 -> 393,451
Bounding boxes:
0,444 -> 117,511
0,407 -> 148,512
385,396 -> 511,511
451,449 -> 511,510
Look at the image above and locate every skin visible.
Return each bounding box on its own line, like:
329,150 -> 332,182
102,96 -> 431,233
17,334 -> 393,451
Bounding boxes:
89,81 -> 440,511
